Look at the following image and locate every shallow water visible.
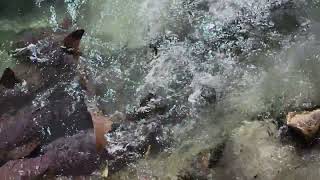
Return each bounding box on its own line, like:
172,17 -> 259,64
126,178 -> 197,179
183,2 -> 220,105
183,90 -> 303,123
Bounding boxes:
1,0 -> 320,179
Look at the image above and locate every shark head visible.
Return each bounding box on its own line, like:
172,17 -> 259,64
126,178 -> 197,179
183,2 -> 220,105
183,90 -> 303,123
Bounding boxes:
0,29 -> 86,115
12,29 -> 85,67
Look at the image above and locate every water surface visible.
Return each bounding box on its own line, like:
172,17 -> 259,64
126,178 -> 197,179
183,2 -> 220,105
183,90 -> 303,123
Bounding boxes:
1,0 -> 320,179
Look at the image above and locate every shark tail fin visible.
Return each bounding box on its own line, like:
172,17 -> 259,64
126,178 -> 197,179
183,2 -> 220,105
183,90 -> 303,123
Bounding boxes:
0,68 -> 21,89
63,29 -> 85,53
89,111 -> 113,152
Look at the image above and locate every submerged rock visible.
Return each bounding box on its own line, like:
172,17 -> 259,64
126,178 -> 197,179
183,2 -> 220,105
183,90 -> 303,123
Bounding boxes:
213,120 -> 297,180
200,86 -> 217,104
286,110 -> 320,140
106,117 -> 171,173
270,0 -> 303,34
177,141 -> 225,180
126,93 -> 169,121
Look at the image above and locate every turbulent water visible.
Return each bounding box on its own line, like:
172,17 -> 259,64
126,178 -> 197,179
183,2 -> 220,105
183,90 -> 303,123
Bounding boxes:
2,0 -> 320,179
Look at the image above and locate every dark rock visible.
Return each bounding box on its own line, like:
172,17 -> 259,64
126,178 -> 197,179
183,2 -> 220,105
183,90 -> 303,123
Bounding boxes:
177,172 -> 208,180
212,121 -> 296,180
139,93 -> 157,107
106,117 -> 171,173
200,86 -> 217,104
0,1 -> 35,17
208,142 -> 225,168
270,1 -> 302,34
149,44 -> 159,56
177,141 -> 226,180
195,1 -> 209,12
127,94 -> 169,121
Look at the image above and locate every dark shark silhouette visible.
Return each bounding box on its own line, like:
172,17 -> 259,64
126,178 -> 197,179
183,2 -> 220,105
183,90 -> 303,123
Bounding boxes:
0,26 -> 125,178
0,29 -> 94,163
0,26 -> 173,178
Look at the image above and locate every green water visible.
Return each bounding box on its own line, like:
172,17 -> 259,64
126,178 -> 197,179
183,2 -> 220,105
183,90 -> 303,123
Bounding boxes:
2,0 -> 320,179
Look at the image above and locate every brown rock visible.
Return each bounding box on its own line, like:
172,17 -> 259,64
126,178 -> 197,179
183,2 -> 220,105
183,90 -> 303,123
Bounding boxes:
287,110 -> 320,139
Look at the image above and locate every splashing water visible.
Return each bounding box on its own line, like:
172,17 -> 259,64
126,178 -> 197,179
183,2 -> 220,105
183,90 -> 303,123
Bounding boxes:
1,0 -> 320,179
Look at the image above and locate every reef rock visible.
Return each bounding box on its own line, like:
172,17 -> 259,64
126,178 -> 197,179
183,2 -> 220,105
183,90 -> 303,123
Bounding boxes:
214,120 -> 297,180
286,110 -> 320,140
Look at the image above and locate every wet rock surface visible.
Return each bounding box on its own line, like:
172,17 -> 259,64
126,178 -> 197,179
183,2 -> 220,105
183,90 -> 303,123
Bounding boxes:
286,110 -> 320,140
200,86 -> 217,104
176,120 -> 298,180
177,119 -> 320,180
177,141 -> 225,180
126,93 -> 169,121
105,94 -> 176,173
214,120 -> 295,180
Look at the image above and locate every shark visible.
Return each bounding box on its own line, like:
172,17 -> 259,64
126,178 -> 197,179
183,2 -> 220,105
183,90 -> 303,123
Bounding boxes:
0,23 -> 176,179
0,27 -> 96,164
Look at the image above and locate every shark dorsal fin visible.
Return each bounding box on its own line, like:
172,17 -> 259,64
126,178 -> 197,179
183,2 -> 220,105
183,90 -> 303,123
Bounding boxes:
0,68 -> 21,89
63,29 -> 85,53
